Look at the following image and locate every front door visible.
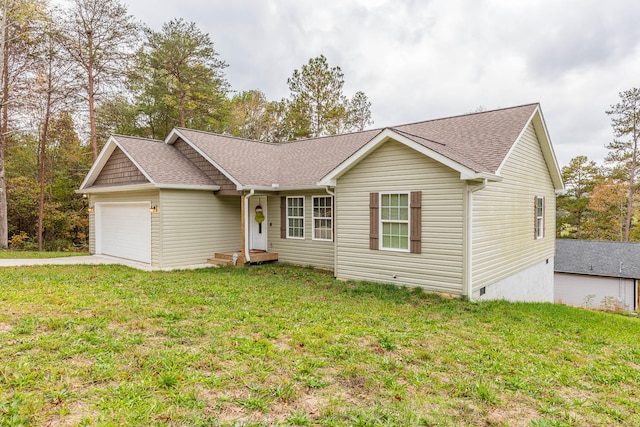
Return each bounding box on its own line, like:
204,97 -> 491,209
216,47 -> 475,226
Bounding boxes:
249,196 -> 267,251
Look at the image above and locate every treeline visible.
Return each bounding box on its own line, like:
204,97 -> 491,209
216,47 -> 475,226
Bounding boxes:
0,0 -> 372,251
557,88 -> 640,242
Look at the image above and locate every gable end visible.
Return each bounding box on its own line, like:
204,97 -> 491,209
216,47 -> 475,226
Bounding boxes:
93,147 -> 149,186
172,138 -> 241,195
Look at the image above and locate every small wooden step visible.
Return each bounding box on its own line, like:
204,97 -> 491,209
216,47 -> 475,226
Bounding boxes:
207,250 -> 278,267
207,257 -> 235,267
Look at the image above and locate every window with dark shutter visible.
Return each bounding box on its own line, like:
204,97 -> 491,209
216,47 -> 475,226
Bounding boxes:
369,192 -> 379,250
410,191 -> 422,254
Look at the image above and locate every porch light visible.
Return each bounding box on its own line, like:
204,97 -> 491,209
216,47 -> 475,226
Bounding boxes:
87,207 -> 94,213
150,205 -> 158,214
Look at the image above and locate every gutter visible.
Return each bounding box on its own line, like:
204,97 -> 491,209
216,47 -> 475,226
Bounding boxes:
243,189 -> 255,264
465,178 -> 487,301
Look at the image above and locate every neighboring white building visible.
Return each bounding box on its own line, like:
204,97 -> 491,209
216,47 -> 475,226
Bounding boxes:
555,239 -> 639,312
79,103 -> 564,303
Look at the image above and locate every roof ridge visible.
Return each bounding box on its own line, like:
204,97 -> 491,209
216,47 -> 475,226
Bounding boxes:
392,128 -> 488,172
392,128 -> 447,146
112,134 -> 163,143
175,127 -> 281,146
392,102 -> 540,129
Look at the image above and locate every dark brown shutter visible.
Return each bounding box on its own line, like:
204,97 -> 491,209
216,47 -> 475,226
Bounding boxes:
280,196 -> 287,239
369,192 -> 379,250
410,191 -> 422,254
533,196 -> 538,239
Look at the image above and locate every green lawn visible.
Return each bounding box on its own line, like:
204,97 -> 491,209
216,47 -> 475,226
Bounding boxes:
0,251 -> 89,259
0,264 -> 638,426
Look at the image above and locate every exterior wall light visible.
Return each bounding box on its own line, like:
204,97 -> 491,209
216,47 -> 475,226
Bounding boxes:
87,207 -> 95,213
150,205 -> 159,214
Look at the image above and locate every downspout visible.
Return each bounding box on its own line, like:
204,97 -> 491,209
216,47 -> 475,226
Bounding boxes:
244,189 -> 254,264
465,179 -> 487,301
326,186 -> 336,277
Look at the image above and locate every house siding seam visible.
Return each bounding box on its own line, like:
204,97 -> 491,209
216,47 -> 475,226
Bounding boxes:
159,189 -> 241,269
88,190 -> 160,267
173,138 -> 241,195
471,123 -> 555,292
267,192 -> 335,270
335,140 -> 465,294
93,147 -> 148,186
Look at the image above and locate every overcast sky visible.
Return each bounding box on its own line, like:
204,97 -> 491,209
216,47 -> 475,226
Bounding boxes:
119,0 -> 640,168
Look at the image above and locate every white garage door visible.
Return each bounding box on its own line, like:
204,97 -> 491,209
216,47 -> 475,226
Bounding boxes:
96,203 -> 151,264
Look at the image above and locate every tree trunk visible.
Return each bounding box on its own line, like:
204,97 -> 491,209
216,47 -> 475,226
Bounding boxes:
38,100 -> 51,251
624,115 -> 639,242
38,47 -> 54,251
88,60 -> 98,160
179,89 -> 186,127
0,0 -> 8,249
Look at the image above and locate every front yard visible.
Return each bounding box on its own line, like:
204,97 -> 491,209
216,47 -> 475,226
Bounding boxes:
0,264 -> 638,426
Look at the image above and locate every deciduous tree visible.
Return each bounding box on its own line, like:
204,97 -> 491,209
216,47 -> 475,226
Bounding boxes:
29,17 -> 77,250
60,0 -> 138,160
0,0 -> 45,248
584,181 -> 629,241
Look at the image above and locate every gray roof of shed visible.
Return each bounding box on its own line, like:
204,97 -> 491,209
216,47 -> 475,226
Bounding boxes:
555,239 -> 640,279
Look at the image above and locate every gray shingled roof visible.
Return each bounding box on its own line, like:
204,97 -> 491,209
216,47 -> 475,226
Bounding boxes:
114,135 -> 217,187
555,239 -> 640,279
392,104 -> 538,173
175,103 -> 539,188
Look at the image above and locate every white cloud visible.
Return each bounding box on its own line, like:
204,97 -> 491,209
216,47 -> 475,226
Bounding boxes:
119,0 -> 640,166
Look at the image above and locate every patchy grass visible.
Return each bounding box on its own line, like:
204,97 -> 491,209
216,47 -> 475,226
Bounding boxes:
0,250 -> 89,259
0,264 -> 639,426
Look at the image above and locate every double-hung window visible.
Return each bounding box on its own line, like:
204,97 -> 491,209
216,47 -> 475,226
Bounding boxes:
380,193 -> 409,251
535,196 -> 544,239
286,196 -> 305,239
312,196 -> 333,241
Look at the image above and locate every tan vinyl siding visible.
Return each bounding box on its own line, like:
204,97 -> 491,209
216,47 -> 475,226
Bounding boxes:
335,140 -> 465,294
472,123 -> 556,291
173,138 -> 240,195
159,189 -> 240,269
88,190 -> 160,267
267,192 -> 335,269
93,147 -> 148,185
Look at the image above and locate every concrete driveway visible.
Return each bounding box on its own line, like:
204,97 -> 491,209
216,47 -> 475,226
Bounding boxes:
0,255 -> 153,271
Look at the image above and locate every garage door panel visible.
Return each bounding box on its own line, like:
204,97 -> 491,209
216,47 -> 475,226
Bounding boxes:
97,203 -> 151,263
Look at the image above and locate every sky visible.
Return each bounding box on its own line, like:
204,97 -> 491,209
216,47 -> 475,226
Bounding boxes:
118,0 -> 640,168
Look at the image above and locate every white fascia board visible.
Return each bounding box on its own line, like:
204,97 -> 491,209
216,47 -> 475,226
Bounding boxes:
79,136 -> 119,190
242,185 -> 323,192
319,128 -> 491,185
460,172 -> 502,182
78,183 -> 222,194
77,183 -> 157,194
165,128 -> 243,190
533,108 -> 564,191
496,106 -> 564,191
79,135 -> 157,189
